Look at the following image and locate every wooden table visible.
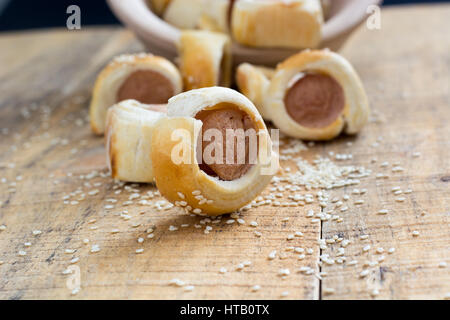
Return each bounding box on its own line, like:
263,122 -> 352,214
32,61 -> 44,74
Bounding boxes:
0,5 -> 449,300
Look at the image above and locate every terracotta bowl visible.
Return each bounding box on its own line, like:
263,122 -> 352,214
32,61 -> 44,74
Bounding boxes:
107,0 -> 382,66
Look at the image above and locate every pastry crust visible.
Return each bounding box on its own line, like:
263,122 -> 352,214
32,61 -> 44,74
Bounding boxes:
105,100 -> 166,183
231,0 -> 323,49
89,53 -> 182,135
198,0 -> 230,33
149,0 -> 172,16
163,0 -> 206,29
266,49 -> 370,140
151,87 -> 278,216
236,63 -> 275,121
177,30 -> 232,91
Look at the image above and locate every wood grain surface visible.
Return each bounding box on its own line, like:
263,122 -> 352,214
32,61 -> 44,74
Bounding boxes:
0,5 -> 449,300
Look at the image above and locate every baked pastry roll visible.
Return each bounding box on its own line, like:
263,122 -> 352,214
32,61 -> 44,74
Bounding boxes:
231,0 -> 323,49
266,49 -> 370,140
90,53 -> 182,135
177,30 -> 232,91
151,87 -> 278,216
148,0 -> 172,16
105,100 -> 167,183
198,0 -> 230,33
236,63 -> 275,121
163,0 -> 205,29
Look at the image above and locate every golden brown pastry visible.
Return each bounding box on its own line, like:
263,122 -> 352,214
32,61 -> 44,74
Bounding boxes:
231,0 -> 323,49
151,87 -> 278,216
149,0 -> 172,16
105,100 -> 167,183
90,53 -> 182,135
236,63 -> 275,121
265,49 -> 370,140
177,30 -> 232,91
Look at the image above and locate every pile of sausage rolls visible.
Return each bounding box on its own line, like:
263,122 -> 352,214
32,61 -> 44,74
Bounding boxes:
89,0 -> 370,216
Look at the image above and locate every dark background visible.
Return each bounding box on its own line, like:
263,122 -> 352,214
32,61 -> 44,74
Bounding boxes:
0,0 -> 448,31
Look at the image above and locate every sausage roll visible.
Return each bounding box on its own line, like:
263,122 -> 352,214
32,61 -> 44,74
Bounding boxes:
231,0 -> 323,49
151,87 -> 278,216
265,49 -> 370,140
236,63 -> 275,121
105,100 -> 167,183
90,53 -> 182,135
177,30 -> 232,91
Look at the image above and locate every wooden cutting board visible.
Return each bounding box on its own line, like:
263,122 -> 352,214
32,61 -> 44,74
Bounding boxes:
0,5 -> 449,300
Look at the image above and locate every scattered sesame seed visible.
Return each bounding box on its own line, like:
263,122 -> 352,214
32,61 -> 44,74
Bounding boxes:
136,248 -> 144,254
438,262 -> 447,268
412,231 -> 420,237
184,285 -> 195,292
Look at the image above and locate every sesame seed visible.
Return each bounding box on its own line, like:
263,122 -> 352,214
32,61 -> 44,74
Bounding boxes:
70,257 -> 79,264
32,230 -> 42,236
219,267 -> 227,274
249,221 -> 258,227
360,270 -> 370,278
412,231 -> 420,237
251,285 -> 261,292
371,289 -> 380,297
377,209 -> 389,215
184,285 -> 195,292
135,248 -> 144,254
438,262 -> 447,268
363,245 -> 371,252
169,278 -> 185,287
268,250 -> 277,260
18,251 -> 27,256
71,287 -> 80,295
